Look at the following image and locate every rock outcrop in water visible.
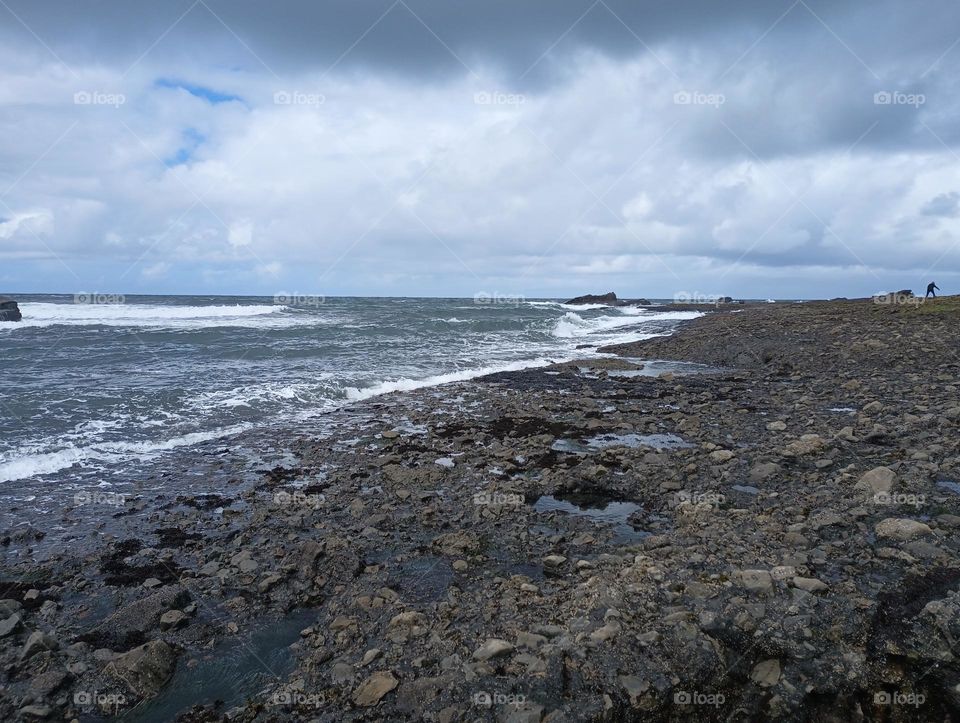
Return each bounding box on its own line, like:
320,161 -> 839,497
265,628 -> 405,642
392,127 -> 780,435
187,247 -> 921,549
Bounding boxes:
0,297 -> 21,322
565,291 -> 618,305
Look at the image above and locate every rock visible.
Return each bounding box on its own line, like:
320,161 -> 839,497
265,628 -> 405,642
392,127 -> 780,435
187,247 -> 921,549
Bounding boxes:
855,466 -> 896,496
751,659 -> 781,687
766,420 -> 787,431
0,297 -> 21,322
792,577 -> 828,592
875,518 -> 932,541
737,570 -> 774,594
542,555 -> 567,569
19,630 -> 58,661
710,450 -> 735,463
79,585 -> 189,650
749,462 -> 780,482
0,599 -> 23,617
159,610 -> 188,630
472,638 -> 514,661
565,292 -> 618,306
18,705 -> 50,719
106,640 -> 178,699
452,560 -> 468,572
352,671 -> 398,707
0,613 -> 22,637
782,434 -> 824,456
619,675 -> 650,701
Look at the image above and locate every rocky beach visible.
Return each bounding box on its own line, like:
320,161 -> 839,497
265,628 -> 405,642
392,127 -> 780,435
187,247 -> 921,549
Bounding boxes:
2,297 -> 960,722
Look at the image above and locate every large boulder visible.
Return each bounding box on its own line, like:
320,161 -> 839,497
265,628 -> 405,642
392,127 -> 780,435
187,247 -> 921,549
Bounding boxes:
0,297 -> 21,322
565,292 -> 618,306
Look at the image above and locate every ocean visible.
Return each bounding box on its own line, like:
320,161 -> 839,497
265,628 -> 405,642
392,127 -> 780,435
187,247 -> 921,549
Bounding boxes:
0,295 -> 700,496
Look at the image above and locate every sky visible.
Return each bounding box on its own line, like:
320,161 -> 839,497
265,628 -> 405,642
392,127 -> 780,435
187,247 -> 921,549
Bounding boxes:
1,0 -> 959,299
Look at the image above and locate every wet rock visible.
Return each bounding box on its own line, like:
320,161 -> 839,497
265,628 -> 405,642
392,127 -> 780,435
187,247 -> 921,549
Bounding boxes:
0,612 -> 22,637
106,639 -> 178,699
352,671 -> 399,707
875,518 -> 932,541
472,639 -> 514,661
19,630 -> 58,661
79,585 -> 189,650
751,659 -> 781,687
855,467 -> 896,496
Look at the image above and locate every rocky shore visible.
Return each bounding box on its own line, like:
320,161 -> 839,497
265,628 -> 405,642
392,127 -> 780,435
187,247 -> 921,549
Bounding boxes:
3,297 -> 960,721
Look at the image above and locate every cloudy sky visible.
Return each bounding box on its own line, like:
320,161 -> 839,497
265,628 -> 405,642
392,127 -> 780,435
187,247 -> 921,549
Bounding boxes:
1,0 -> 958,299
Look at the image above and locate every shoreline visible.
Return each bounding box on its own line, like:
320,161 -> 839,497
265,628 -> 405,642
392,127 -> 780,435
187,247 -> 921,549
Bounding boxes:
3,297 -> 960,721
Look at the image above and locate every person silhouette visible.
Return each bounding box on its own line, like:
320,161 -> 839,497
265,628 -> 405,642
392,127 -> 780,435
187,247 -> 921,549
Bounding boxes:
926,281 -> 940,298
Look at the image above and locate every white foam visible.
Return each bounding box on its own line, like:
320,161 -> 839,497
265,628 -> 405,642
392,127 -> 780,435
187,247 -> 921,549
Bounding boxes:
0,424 -> 251,483
3,302 -> 329,330
552,310 -> 701,338
345,357 -> 574,402
526,301 -> 611,311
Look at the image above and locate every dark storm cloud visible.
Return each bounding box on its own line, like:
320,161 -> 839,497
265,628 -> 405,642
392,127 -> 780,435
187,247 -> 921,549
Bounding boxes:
2,0 -> 956,82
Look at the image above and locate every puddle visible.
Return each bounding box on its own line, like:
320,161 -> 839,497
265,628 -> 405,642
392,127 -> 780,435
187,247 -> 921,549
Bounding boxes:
552,433 -> 692,454
534,494 -> 647,544
387,555 -> 453,603
122,608 -> 318,722
937,479 -> 960,495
